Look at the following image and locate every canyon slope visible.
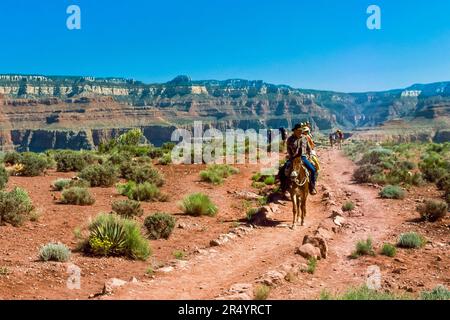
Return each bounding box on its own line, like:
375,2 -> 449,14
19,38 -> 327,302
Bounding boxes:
0,74 -> 449,151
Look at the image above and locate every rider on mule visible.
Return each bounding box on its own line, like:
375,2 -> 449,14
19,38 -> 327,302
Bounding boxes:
280,123 -> 318,195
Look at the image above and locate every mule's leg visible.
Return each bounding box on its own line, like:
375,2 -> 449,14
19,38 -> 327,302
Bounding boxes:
291,192 -> 297,229
295,194 -> 300,224
301,193 -> 307,226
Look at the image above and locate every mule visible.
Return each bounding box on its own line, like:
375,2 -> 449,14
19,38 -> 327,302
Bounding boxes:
287,156 -> 309,228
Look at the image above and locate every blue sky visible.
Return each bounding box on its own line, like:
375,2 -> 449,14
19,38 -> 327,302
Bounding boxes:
0,0 -> 449,92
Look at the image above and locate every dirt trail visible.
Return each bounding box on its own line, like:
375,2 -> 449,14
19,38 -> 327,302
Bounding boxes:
109,147 -> 410,300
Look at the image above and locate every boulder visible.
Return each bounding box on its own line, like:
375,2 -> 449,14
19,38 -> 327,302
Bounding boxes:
302,235 -> 328,259
257,270 -> 286,287
296,243 -> 321,260
102,278 -> 127,295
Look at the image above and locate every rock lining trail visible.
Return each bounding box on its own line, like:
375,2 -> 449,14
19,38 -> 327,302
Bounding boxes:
106,148 -> 414,300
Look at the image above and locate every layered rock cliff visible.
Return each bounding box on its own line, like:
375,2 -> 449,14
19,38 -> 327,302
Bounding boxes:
0,74 -> 448,151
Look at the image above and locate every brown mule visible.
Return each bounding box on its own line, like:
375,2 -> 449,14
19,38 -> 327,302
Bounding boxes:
287,156 -> 309,228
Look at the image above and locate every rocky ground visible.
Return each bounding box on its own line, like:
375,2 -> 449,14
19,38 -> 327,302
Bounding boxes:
0,147 -> 448,300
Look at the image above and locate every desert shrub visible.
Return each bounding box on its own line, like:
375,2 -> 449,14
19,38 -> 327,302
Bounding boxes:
353,164 -> 382,183
61,187 -> 95,205
148,147 -> 164,159
421,285 -> 450,300
117,181 -> 166,202
358,148 -> 393,166
437,175 -> 450,192
417,199 -> 448,222
52,178 -> 72,191
379,185 -> 406,199
3,151 -> 22,165
107,152 -> 132,166
173,250 -> 185,260
18,152 -> 48,176
320,285 -> 408,300
0,187 -> 34,226
397,232 -> 425,248
399,161 -> 416,170
264,175 -> 276,185
342,201 -> 355,212
200,164 -> 238,185
252,172 -> 262,181
158,153 -> 172,165
144,213 -> 176,240
161,142 -> 176,152
252,181 -> 266,189
111,199 -> 143,218
254,284 -> 270,300
180,193 -> 218,217
52,178 -> 89,191
0,166 -> 8,189
351,238 -> 375,258
306,257 -> 317,274
39,242 -> 71,262
79,164 -> 118,187
82,213 -> 150,260
246,208 -> 259,221
54,151 -> 96,172
381,243 -> 396,257
419,152 -> 450,182
120,163 -> 164,186
117,128 -> 144,146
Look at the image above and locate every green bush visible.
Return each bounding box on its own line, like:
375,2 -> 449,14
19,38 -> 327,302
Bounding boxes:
111,199 -> 143,218
200,164 -> 238,185
54,151 -> 96,172
0,166 -> 8,189
254,284 -> 270,300
52,178 -> 89,191
419,152 -> 449,182
421,285 -> 450,300
417,199 -> 448,222
144,213 -> 176,240
117,181 -> 167,202
120,163 -> 164,186
353,164 -> 382,183
306,257 -> 317,274
82,213 -> 150,260
397,232 -> 425,248
0,187 -> 34,226
39,242 -> 71,262
107,152 -> 132,166
351,238 -> 375,258
379,185 -> 406,199
180,193 -> 218,217
381,243 -> 396,257
148,147 -> 164,159
3,151 -> 22,165
358,148 -> 393,166
320,285 -> 408,300
52,179 -> 72,191
158,153 -> 172,165
437,175 -> 450,192
18,152 -> 48,176
264,175 -> 276,185
61,187 -> 95,205
79,164 -> 118,187
342,201 -> 355,212
246,208 -> 259,221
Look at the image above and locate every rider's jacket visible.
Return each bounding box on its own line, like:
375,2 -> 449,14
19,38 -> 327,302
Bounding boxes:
287,134 -> 310,160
